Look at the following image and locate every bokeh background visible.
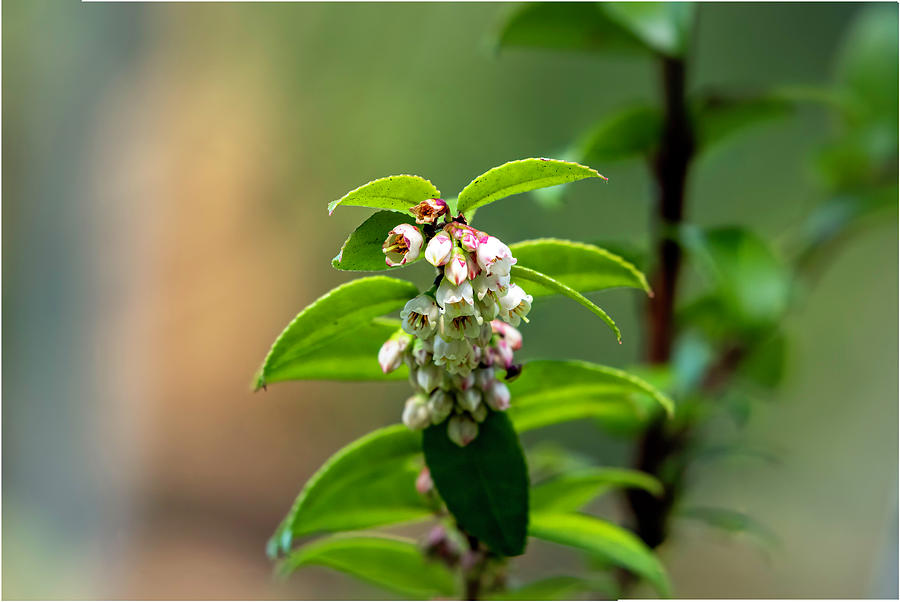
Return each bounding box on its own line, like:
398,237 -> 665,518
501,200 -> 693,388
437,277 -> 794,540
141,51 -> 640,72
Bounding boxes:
3,1 -> 897,599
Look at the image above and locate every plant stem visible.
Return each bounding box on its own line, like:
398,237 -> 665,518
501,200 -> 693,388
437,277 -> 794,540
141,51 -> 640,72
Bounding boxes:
625,55 -> 696,552
463,533 -> 483,600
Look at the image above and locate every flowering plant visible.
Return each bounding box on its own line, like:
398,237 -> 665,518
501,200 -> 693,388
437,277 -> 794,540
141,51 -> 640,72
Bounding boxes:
255,158 -> 674,598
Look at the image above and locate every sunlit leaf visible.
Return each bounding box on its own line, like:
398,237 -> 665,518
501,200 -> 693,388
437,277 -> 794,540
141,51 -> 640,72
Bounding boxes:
529,513 -> 671,596
531,468 -> 663,513
457,158 -> 605,220
423,411 -> 529,556
278,533 -> 459,598
327,175 -> 440,215
576,104 -> 662,164
601,2 -> 696,58
495,2 -> 648,56
511,397 -> 643,435
267,425 -> 428,558
254,276 -> 418,389
332,210 -> 422,271
510,238 -> 651,296
510,265 -> 621,342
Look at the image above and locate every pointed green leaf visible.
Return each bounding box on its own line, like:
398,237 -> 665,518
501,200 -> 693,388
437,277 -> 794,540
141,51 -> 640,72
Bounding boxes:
327,175 -> 440,215
332,210 -> 422,271
695,94 -> 792,155
423,411 -> 529,556
576,104 -> 662,164
600,2 -> 696,58
268,425 -> 427,558
457,158 -> 605,220
529,513 -> 671,596
510,239 -> 651,296
510,360 -> 675,418
495,2 -> 648,56
255,276 -> 418,389
278,533 -> 458,599
511,398 -> 642,434
510,265 -> 621,342
531,468 -> 663,513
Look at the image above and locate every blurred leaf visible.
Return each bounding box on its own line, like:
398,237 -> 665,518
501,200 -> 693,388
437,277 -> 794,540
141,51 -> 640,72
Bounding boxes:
423,411 -> 529,556
601,2 -> 696,58
262,318 -> 409,383
510,265 -> 621,342
679,506 -> 779,549
267,425 -> 427,558
527,442 -> 594,484
510,360 -> 675,417
327,175 -> 440,215
691,443 -> 781,466
333,210 -> 422,271
278,533 -> 458,598
738,332 -> 787,389
495,2 -> 648,56
531,468 -> 662,513
254,276 -> 418,389
671,330 -> 715,394
680,226 -> 790,332
486,576 -> 599,601
577,104 -> 662,164
694,94 -> 792,155
458,158 -> 606,220
529,513 -> 671,596
510,238 -> 651,296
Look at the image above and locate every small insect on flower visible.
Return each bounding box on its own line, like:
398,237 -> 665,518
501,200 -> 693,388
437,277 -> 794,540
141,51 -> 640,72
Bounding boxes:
401,294 -> 440,338
383,224 -> 424,266
409,198 -> 448,225
424,232 -> 453,266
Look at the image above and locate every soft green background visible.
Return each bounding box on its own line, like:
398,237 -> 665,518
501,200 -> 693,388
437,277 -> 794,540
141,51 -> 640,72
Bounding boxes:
3,1 -> 896,598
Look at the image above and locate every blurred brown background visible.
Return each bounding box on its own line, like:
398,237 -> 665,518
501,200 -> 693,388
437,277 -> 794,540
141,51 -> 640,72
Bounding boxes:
2,1 -> 897,599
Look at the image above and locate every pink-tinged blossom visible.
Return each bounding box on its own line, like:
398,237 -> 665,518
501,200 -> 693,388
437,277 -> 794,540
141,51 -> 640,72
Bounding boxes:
378,333 -> 411,374
485,381 -> 511,411
497,283 -> 533,327
476,236 -> 516,276
424,232 -> 453,266
465,253 -> 481,280
436,278 -> 474,311
409,198 -> 448,225
444,248 -> 469,286
475,367 -> 495,390
490,320 -> 523,350
400,294 -> 439,338
416,467 -> 434,495
383,224 -> 424,266
451,371 -> 475,391
494,338 -> 515,369
402,394 -> 431,430
449,224 -> 481,252
448,414 -> 478,447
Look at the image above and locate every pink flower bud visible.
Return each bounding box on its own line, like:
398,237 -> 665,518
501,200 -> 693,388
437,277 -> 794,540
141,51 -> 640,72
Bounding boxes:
452,371 -> 475,391
476,236 -> 516,276
409,198 -> 448,225
490,320 -> 523,350
494,339 -> 515,369
448,414 -> 478,447
465,253 -> 481,280
458,387 -> 482,412
485,381 -> 511,411
475,367 -> 495,390
383,224 -> 424,266
424,232 -> 453,266
449,224 -> 481,252
444,248 -> 469,286
428,389 -> 454,424
402,394 -> 431,430
378,333 -> 412,374
416,467 -> 434,495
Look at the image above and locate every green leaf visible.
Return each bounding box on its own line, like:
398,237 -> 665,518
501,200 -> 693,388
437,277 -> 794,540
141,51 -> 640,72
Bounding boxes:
510,265 -> 621,343
529,513 -> 671,596
486,576 -> 599,601
494,2 -> 648,56
600,2 -> 696,58
254,276 -> 418,389
679,506 -> 779,548
510,238 -> 651,296
278,533 -> 458,599
576,104 -> 662,164
511,397 -> 642,435
694,94 -> 792,155
510,359 -> 675,418
327,175 -> 440,215
267,426 -> 428,558
332,210 -> 422,271
457,158 -> 605,220
531,468 -> 663,513
423,411 -> 529,556
258,318 -> 408,383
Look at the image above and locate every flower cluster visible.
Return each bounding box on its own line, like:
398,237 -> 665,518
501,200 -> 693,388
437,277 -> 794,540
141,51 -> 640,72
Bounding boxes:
377,199 -> 532,446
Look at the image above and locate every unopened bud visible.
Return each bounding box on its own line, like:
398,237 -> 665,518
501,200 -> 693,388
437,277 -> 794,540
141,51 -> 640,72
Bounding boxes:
471,403 -> 488,423
402,394 -> 431,430
485,381 -> 511,411
416,363 -> 442,393
457,387 -> 482,412
428,389 -> 454,424
378,332 -> 412,374
416,467 -> 434,495
444,248 -> 469,286
424,232 -> 453,266
448,414 -> 478,447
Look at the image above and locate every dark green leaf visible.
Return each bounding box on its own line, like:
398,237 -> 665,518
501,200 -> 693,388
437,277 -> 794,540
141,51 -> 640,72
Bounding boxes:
510,265 -> 621,342
531,468 -> 662,513
576,105 -> 662,164
332,211 -> 422,271
254,276 -> 418,389
268,425 -> 428,558
278,534 -> 459,598
510,238 -> 651,296
695,94 -> 792,155
327,175 -> 440,215
600,2 -> 696,58
457,158 -> 605,220
495,2 -> 648,56
529,513 -> 671,596
423,411 -> 529,556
